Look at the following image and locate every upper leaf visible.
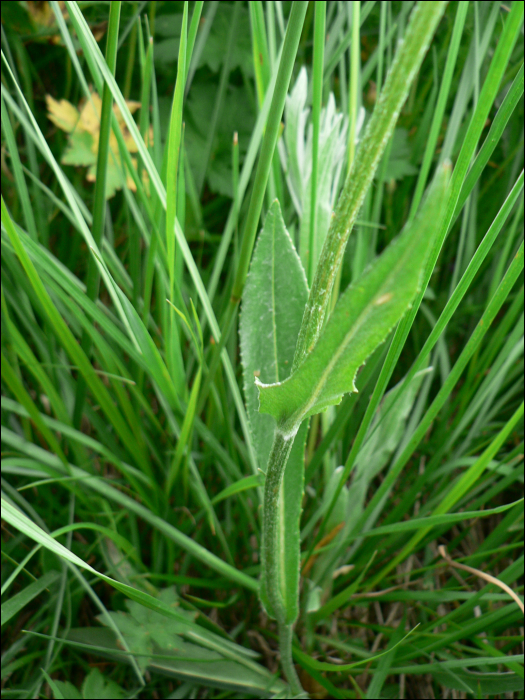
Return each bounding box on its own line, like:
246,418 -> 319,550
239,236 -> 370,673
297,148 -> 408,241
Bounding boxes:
239,198 -> 308,469
97,587 -> 193,674
257,163 -> 451,434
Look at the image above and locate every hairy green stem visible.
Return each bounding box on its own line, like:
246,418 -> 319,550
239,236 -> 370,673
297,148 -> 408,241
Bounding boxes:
262,429 -> 305,694
293,1 -> 448,369
279,622 -> 304,697
262,430 -> 296,622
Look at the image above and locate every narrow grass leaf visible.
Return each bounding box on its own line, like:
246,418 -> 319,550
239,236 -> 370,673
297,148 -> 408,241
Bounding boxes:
62,2 -> 256,465
165,2 -> 187,395
2,429 -> 259,592
210,475 -> 262,506
1,92 -> 38,241
357,499 -> 523,538
166,365 -> 201,497
2,199 -> 143,468
1,571 -> 60,627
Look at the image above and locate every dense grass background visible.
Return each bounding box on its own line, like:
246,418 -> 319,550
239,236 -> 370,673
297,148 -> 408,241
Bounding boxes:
1,1 -> 523,698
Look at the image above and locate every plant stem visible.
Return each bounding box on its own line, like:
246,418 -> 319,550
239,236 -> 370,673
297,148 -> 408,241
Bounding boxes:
279,622 -> 304,697
293,1 -> 448,369
262,430 -> 296,622
262,428 -> 306,695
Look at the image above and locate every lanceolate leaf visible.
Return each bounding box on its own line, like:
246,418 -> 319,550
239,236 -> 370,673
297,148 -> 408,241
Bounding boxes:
240,199 -> 308,467
239,199 -> 308,622
257,163 -> 451,434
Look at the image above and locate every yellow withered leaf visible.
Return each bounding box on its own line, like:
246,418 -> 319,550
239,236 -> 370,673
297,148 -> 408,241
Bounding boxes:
46,95 -> 80,133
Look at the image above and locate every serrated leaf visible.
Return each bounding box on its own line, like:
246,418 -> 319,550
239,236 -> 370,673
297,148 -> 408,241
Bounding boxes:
377,128 -> 418,182
257,163 -> 451,433
61,130 -> 97,167
148,638 -> 288,694
47,679 -> 82,700
199,5 -> 253,74
68,623 -> 287,695
240,199 -> 308,470
46,94 -> 80,132
47,91 -> 151,198
82,669 -> 125,700
185,82 -> 255,197
97,587 -> 194,673
239,199 -> 308,622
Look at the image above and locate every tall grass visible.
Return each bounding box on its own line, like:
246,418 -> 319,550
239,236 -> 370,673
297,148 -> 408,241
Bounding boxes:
1,2 -> 523,698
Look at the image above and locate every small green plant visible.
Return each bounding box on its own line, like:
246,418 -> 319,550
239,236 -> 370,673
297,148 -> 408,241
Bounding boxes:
240,3 -> 450,691
244,162 -> 450,691
2,1 -> 523,698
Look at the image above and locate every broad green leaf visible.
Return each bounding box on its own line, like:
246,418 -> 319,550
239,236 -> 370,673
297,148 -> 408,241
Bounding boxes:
239,199 -> 308,623
294,1 -> 449,366
239,199 -> 308,468
67,627 -> 287,695
257,163 -> 451,434
97,588 -> 194,673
